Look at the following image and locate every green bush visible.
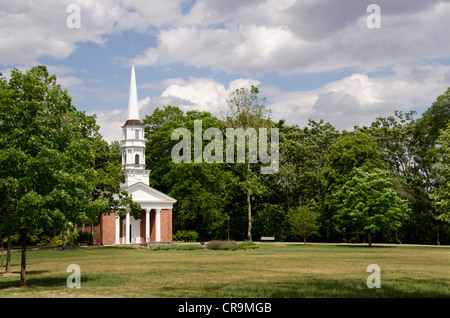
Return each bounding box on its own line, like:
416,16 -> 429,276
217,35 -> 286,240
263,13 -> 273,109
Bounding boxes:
35,234 -> 63,247
179,244 -> 201,250
76,231 -> 93,245
206,240 -> 238,250
173,230 -> 199,242
148,244 -> 177,251
238,241 -> 259,250
147,244 -> 200,251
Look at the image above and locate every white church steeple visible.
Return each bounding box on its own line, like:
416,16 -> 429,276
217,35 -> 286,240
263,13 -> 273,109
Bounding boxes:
127,63 -> 139,120
120,63 -> 150,187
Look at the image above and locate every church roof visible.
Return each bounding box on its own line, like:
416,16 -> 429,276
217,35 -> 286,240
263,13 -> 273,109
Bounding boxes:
122,182 -> 177,205
123,119 -> 143,126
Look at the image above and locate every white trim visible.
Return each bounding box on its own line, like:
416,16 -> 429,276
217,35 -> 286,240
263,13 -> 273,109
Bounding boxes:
121,182 -> 177,204
125,213 -> 130,244
145,210 -> 150,243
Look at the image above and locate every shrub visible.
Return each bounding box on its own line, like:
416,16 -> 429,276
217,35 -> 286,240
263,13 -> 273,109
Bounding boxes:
238,241 -> 259,250
35,234 -> 63,247
76,231 -> 93,245
68,232 -> 79,246
173,230 -> 199,242
148,244 -> 177,251
147,244 -> 200,251
179,244 -> 201,250
206,240 -> 238,250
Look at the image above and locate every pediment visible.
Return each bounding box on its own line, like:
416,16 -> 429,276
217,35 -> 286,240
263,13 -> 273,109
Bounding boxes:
121,182 -> 177,204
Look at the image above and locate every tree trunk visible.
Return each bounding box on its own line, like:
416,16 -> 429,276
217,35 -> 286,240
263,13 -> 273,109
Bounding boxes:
286,188 -> 291,211
62,228 -> 69,250
304,236 -> 306,245
20,231 -> 27,287
6,235 -> 11,274
394,231 -> 402,244
368,231 -> 372,247
247,190 -> 252,241
355,227 -> 360,243
436,222 -> 440,246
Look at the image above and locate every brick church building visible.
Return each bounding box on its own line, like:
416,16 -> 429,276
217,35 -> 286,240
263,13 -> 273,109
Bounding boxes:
83,63 -> 176,245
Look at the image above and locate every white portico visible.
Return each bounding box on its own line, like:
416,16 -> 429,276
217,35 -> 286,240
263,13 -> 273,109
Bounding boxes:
116,62 -> 176,244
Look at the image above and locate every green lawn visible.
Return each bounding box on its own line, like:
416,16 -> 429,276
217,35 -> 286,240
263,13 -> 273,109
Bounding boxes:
0,244 -> 449,298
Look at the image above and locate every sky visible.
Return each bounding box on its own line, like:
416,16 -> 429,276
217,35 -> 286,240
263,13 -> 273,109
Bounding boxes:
1,0 -> 450,142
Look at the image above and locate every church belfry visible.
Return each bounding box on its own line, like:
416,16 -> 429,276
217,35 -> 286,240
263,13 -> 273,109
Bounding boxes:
120,63 -> 150,187
87,62 -> 176,246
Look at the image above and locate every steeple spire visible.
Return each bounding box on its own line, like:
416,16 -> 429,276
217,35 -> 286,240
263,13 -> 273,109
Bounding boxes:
121,60 -> 148,187
127,62 -> 139,120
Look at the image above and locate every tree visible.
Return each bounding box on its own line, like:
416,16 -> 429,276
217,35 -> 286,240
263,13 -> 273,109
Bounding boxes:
288,204 -> 319,244
319,131 -> 387,242
222,86 -> 273,241
143,106 -> 185,192
333,168 -> 410,246
429,123 -> 450,222
368,110 -> 417,181
0,66 -> 135,286
414,88 -> 450,192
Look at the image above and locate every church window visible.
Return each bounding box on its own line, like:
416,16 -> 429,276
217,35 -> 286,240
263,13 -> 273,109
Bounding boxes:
135,154 -> 140,164
135,130 -> 140,139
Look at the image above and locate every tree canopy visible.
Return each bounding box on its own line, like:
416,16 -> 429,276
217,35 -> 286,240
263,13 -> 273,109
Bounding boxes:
141,87 -> 450,246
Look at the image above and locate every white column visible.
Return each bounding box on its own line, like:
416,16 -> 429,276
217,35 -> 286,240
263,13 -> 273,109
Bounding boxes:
125,212 -> 130,244
145,210 -> 150,243
155,209 -> 161,242
115,213 -> 120,245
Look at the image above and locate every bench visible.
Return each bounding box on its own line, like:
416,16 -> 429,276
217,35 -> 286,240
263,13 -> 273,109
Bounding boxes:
260,237 -> 275,242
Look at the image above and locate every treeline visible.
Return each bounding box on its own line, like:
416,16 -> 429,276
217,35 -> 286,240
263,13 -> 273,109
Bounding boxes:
143,86 -> 450,245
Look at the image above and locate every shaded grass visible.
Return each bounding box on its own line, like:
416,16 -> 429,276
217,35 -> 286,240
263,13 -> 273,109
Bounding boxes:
0,244 -> 449,298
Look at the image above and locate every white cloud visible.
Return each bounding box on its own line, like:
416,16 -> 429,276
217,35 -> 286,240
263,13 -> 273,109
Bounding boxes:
161,77 -> 261,115
4,0 -> 450,141
134,0 -> 450,75
268,64 -> 450,130
0,0 -> 187,66
93,77 -> 261,142
3,0 -> 450,76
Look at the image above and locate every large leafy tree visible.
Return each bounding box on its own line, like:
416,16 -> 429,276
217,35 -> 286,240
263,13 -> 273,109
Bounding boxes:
429,123 -> 450,222
413,89 -> 450,243
414,88 -> 450,192
333,168 -> 410,246
0,66 -> 134,286
278,119 -> 338,211
319,131 -> 387,241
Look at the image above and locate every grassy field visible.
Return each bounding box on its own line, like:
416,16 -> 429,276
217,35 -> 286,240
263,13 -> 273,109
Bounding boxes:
0,244 -> 449,298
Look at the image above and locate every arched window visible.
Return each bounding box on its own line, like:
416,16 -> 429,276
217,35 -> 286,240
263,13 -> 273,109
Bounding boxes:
135,154 -> 140,164
135,130 -> 139,139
